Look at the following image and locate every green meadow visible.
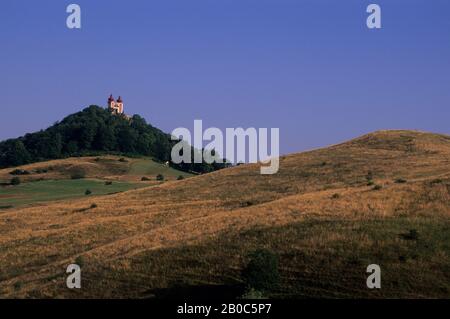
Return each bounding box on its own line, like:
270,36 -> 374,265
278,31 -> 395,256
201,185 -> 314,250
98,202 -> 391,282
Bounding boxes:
0,179 -> 144,209
129,158 -> 192,178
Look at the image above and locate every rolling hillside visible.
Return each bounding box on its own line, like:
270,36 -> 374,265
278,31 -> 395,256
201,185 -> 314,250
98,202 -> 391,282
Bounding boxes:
0,156 -> 192,209
0,130 -> 449,298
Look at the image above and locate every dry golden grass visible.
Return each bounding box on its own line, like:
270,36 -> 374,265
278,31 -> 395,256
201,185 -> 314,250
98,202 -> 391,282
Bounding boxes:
0,130 -> 449,298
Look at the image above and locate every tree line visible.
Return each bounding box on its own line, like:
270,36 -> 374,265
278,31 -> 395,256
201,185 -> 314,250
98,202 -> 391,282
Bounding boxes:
0,105 -> 227,173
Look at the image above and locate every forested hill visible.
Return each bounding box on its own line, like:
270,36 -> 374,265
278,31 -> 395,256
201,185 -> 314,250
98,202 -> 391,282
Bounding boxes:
0,105 -> 225,173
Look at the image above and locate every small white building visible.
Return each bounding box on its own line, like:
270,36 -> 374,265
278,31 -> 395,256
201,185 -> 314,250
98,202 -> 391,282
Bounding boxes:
107,94 -> 124,114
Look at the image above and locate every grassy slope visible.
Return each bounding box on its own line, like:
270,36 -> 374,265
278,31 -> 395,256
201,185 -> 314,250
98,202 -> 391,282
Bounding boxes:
0,130 -> 449,298
0,156 -> 192,209
0,155 -> 191,184
128,159 -> 192,179
0,179 -> 144,207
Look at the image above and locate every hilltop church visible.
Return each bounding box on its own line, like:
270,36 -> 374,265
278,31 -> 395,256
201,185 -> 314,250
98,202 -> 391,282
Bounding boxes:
107,94 -> 124,114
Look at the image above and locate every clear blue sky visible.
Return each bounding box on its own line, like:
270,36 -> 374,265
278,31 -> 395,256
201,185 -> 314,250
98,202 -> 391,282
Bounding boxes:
1,0 -> 449,155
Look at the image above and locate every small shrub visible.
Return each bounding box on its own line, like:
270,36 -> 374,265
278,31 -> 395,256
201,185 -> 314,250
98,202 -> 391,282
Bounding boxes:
85,189 -> 92,195
395,178 -> 407,184
240,201 -> 254,207
104,181 -> 113,185
75,256 -> 85,267
372,185 -> 382,191
401,229 -> 419,241
430,179 -> 443,185
367,180 -> 375,186
320,161 -> 327,167
118,158 -> 128,163
10,177 -> 21,185
34,168 -> 48,174
74,205 -> 96,213
156,174 -> 164,181
141,176 -> 150,181
177,175 -> 185,180
71,170 -> 86,180
366,171 -> 374,181
14,281 -> 23,290
10,169 -> 30,176
242,249 -> 280,292
331,193 -> 340,199
94,157 -> 101,162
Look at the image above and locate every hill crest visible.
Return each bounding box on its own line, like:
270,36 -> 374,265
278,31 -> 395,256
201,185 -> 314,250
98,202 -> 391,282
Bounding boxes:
0,105 -> 225,174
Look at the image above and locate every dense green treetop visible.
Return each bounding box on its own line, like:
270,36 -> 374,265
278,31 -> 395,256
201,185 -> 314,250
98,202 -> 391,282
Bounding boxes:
0,106 -> 227,173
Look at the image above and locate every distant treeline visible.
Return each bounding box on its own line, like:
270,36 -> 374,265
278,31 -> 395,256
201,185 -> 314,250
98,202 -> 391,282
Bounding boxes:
0,105 -> 228,173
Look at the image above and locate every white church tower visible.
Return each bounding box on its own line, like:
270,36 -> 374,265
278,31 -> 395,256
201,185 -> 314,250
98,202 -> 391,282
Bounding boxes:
107,94 -> 124,114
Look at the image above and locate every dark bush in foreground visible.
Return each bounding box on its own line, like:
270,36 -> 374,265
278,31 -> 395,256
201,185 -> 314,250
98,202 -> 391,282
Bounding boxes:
141,176 -> 150,181
10,177 -> 21,185
156,174 -> 164,181
177,175 -> 185,180
395,178 -> 407,184
104,181 -> 113,185
85,189 -> 92,195
242,249 -> 280,292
